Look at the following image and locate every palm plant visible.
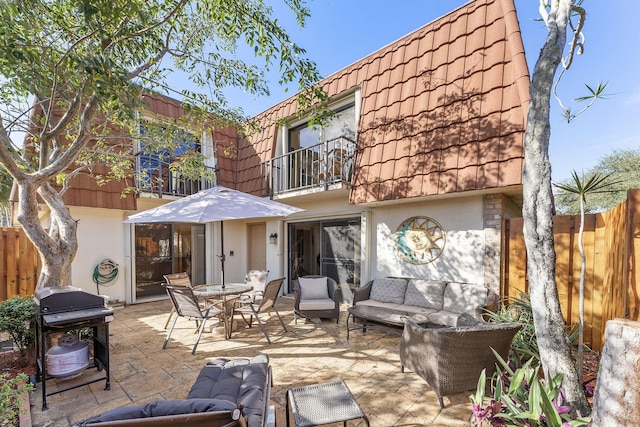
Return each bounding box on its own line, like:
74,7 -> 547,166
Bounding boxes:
553,171 -> 620,379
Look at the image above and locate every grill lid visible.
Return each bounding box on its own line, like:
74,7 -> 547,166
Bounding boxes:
34,286 -> 108,314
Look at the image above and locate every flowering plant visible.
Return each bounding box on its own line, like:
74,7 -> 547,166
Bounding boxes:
470,350 -> 591,427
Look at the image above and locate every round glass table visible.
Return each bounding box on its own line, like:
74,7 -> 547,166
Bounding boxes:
193,283 -> 252,339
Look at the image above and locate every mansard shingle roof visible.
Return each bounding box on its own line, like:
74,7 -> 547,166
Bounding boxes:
232,0 -> 530,203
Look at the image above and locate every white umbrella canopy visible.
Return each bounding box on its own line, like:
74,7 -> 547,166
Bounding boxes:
124,186 -> 304,286
124,185 -> 303,224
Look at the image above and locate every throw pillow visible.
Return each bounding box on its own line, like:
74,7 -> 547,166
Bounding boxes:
403,279 -> 447,309
369,277 -> 408,304
298,277 -> 329,300
442,282 -> 488,314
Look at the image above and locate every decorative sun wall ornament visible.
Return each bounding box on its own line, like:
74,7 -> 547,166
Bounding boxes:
394,216 -> 446,264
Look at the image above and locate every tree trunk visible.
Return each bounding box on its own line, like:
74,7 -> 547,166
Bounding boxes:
591,319 -> 640,426
16,180 -> 77,289
522,0 -> 591,417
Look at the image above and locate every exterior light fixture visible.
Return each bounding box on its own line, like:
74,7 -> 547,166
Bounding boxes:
269,233 -> 278,245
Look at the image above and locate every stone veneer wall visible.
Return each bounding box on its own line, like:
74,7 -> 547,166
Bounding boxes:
483,194 -> 522,302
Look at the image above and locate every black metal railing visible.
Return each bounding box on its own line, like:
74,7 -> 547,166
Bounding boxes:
134,153 -> 216,197
261,136 -> 355,197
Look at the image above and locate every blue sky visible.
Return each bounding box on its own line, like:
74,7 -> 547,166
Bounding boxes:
208,0 -> 640,184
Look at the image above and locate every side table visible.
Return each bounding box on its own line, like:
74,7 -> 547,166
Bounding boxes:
286,380 -> 370,427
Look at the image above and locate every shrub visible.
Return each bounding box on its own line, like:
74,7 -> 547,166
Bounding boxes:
485,292 -> 540,367
0,372 -> 34,425
470,351 -> 591,427
0,295 -> 37,355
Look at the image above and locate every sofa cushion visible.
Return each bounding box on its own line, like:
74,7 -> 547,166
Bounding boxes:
188,355 -> 269,427
298,277 -> 329,299
369,278 -> 408,304
442,282 -> 488,316
426,310 -> 462,327
403,279 -> 447,309
78,399 -> 239,424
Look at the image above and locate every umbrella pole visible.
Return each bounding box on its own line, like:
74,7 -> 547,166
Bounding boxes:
219,221 -> 225,288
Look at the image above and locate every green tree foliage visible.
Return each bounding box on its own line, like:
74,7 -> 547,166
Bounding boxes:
0,0 -> 324,289
554,149 -> 640,214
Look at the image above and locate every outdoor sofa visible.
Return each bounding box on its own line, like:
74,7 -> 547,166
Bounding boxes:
352,277 -> 498,328
75,354 -> 272,427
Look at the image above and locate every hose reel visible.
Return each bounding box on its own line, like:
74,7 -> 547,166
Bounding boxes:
93,258 -> 119,294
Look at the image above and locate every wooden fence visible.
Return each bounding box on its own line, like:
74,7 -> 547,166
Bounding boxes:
502,189 -> 640,352
0,227 -> 40,300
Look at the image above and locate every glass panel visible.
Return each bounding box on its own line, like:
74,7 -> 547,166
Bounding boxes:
287,218 -> 360,295
321,219 -> 360,288
135,224 -> 173,298
134,223 -> 206,298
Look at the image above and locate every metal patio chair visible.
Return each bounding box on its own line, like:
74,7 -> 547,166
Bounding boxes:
162,272 -> 195,329
229,277 -> 287,344
162,284 -> 225,355
239,269 -> 269,303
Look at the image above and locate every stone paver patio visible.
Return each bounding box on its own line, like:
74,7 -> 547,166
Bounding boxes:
29,295 -> 475,426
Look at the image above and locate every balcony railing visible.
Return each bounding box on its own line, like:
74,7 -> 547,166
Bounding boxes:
261,136 -> 356,197
135,153 -> 216,197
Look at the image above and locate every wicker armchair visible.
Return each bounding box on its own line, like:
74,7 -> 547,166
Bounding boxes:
293,275 -> 340,324
400,318 -> 522,408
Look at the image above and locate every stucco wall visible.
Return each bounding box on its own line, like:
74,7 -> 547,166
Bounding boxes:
69,206 -> 127,303
369,196 -> 485,284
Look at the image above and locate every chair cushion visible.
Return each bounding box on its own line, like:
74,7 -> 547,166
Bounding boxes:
403,279 -> 447,309
298,277 -> 329,300
442,282 -> 488,315
78,399 -> 239,424
369,278 -> 408,304
298,299 -> 335,310
188,355 -> 269,427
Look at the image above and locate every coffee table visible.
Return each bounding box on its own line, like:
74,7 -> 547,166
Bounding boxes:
286,380 -> 370,427
346,305 -> 429,339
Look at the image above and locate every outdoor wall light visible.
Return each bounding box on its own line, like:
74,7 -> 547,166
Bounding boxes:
269,233 -> 278,245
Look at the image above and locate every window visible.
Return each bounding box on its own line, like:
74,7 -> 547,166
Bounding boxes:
135,123 -> 210,195
288,103 -> 356,151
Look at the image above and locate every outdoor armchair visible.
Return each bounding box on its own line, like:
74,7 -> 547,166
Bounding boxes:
163,284 -> 225,355
400,318 -> 522,408
229,277 -> 287,343
293,275 -> 340,324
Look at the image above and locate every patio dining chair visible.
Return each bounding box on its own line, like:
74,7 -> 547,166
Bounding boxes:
162,272 -> 193,329
239,269 -> 269,303
162,284 -> 225,355
229,277 -> 287,344
163,272 -> 223,329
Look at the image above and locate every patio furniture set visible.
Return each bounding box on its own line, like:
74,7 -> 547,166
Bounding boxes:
74,273 -> 521,426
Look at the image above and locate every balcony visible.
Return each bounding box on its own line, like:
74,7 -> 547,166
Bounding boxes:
261,136 -> 356,197
135,153 -> 216,197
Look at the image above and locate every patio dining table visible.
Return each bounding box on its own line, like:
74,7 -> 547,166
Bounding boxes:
192,283 -> 252,339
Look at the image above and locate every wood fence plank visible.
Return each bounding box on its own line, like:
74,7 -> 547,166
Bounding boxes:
6,229 -> 18,299
0,229 -> 6,301
627,189 -> 640,321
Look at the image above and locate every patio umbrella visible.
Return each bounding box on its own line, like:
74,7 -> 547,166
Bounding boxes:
124,186 -> 304,287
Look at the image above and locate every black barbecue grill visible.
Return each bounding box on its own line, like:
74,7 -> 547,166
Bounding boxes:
34,286 -> 114,410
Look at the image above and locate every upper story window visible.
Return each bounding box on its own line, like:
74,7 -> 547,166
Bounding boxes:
288,102 -> 356,151
135,122 -> 215,197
